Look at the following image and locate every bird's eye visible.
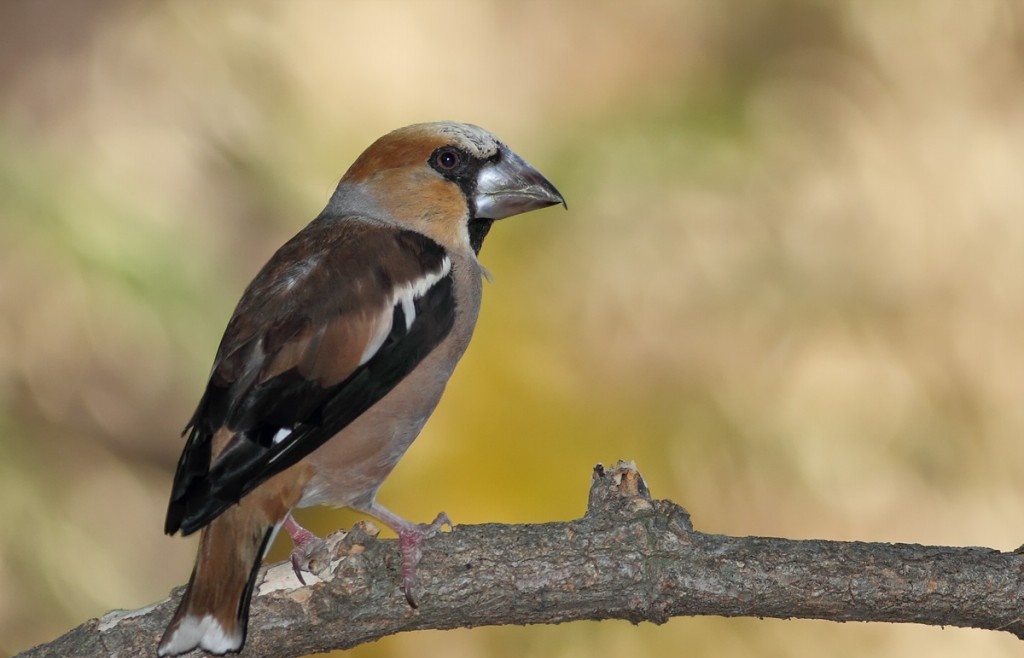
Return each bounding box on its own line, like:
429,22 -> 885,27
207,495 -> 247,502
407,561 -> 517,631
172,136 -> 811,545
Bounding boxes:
434,148 -> 461,172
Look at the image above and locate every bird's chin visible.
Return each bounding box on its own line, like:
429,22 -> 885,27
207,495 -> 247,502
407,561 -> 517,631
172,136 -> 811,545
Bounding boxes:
468,217 -> 495,254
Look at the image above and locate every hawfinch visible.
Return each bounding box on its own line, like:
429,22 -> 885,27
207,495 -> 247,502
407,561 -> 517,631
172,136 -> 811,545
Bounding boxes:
158,122 -> 564,656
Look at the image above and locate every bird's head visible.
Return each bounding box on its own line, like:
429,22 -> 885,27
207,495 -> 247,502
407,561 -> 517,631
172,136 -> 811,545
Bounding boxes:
331,121 -> 565,253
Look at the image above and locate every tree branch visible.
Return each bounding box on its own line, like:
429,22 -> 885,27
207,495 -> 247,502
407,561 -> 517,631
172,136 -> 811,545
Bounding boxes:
18,461 -> 1024,658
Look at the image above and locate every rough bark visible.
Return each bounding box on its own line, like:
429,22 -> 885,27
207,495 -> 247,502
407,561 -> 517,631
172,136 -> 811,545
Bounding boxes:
17,461 -> 1024,658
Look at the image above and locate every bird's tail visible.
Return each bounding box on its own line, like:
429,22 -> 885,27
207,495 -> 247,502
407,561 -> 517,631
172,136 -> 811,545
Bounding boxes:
158,504 -> 277,656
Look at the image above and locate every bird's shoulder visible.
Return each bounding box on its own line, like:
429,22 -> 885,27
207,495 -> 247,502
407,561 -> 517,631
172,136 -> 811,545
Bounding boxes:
212,216 -> 450,386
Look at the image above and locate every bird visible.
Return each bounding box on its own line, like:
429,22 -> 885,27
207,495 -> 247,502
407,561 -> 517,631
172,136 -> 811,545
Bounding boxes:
157,121 -> 565,656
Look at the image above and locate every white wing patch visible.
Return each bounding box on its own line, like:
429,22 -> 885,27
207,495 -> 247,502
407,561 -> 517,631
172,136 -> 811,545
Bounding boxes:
357,255 -> 451,365
400,296 -> 416,331
272,428 -> 292,445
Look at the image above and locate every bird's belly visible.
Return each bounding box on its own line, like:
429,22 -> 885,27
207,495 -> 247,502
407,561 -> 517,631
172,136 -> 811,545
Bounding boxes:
297,408 -> 434,509
296,351 -> 453,509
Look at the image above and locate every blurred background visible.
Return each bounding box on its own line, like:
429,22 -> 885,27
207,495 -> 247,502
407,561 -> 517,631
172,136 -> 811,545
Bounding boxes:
3,1 -> 1024,656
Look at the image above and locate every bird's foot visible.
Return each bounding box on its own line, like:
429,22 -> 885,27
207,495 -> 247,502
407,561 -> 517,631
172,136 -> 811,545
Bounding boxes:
354,501 -> 453,607
283,514 -> 326,585
395,512 -> 452,607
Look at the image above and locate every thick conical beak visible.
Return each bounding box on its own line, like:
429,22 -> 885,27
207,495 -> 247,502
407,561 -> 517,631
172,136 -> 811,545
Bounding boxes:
473,146 -> 565,220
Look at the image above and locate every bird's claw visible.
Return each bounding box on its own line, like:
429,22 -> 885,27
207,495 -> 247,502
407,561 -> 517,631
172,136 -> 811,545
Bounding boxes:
284,515 -> 327,585
398,511 -> 453,607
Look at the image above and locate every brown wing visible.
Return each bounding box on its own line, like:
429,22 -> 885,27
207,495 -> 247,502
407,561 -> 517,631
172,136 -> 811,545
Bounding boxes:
165,217 -> 454,535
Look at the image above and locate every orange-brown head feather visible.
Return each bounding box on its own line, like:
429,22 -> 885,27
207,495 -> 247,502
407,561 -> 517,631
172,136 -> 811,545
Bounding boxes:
338,122 -> 504,251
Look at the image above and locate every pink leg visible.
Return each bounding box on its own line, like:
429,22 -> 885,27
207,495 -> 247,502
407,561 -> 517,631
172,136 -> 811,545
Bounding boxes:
354,500 -> 452,606
283,514 -> 326,585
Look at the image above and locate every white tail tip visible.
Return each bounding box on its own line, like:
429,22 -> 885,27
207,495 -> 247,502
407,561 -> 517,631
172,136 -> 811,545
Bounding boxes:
158,614 -> 242,656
